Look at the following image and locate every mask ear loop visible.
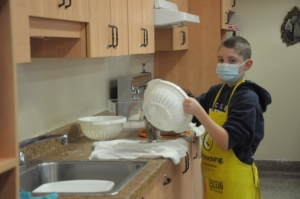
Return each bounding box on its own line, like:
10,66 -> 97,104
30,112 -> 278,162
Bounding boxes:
239,59 -> 248,67
238,59 -> 248,75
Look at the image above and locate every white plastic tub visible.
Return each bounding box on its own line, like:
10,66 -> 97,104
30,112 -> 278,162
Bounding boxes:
77,116 -> 127,140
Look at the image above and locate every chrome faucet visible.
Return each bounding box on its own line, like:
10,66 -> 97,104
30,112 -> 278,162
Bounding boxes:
19,134 -> 68,165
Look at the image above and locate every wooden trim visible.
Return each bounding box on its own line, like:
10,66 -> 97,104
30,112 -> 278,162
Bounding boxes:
0,158 -> 17,174
30,22 -> 87,58
29,17 -> 83,38
0,0 -> 19,198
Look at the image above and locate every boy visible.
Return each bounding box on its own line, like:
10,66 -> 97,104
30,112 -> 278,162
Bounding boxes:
183,36 -> 271,199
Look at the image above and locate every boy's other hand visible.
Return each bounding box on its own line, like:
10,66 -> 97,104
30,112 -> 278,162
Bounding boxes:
183,97 -> 201,116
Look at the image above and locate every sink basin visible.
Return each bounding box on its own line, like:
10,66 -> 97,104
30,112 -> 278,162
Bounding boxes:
32,180 -> 115,193
20,161 -> 149,195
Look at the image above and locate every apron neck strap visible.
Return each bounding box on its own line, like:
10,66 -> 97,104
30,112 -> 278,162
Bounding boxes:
212,79 -> 246,109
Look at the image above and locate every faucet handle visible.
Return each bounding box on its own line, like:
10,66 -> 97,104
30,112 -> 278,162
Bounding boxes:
19,150 -> 25,165
61,135 -> 68,145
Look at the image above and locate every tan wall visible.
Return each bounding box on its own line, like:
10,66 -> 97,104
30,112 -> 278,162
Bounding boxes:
17,55 -> 154,141
231,0 -> 300,161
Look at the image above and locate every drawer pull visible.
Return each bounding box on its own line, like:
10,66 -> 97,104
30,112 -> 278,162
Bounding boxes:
65,0 -> 72,9
58,0 -> 65,8
107,25 -> 115,49
180,31 -> 186,45
225,12 -> 229,25
140,28 -> 146,47
183,152 -> 189,174
113,26 -> 118,49
163,173 -> 172,185
193,152 -> 198,159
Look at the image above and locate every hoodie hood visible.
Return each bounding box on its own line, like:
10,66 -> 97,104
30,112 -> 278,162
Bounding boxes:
242,80 -> 272,112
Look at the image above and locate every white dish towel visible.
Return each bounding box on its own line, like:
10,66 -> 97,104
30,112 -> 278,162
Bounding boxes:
89,138 -> 189,164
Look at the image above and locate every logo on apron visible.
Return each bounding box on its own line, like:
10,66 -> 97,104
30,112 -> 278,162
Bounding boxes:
209,178 -> 224,194
203,133 -> 213,151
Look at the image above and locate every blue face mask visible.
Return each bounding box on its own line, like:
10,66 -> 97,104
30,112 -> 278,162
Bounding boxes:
216,60 -> 247,83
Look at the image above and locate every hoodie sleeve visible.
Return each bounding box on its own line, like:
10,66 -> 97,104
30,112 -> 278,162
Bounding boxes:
223,84 -> 268,150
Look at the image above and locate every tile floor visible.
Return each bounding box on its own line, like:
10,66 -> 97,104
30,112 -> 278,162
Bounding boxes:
257,161 -> 300,199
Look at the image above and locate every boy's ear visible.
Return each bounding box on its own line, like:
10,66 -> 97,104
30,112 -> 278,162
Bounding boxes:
244,59 -> 253,71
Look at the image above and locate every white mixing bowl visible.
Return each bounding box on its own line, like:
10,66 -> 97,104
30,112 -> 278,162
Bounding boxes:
77,116 -> 127,140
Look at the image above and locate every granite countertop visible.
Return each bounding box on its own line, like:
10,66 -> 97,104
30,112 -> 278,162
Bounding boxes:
22,123 -> 172,199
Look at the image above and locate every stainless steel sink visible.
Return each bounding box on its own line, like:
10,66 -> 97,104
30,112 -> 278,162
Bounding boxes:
20,161 -> 149,195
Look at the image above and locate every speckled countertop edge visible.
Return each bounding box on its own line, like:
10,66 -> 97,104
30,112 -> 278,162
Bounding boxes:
20,118 -> 174,199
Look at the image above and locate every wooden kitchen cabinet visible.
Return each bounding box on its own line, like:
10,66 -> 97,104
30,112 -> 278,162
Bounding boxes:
155,0 -> 189,51
137,139 -> 202,199
220,0 -> 229,29
0,0 -> 19,198
227,0 -> 236,12
87,0 -> 128,57
175,139 -> 202,199
137,177 -> 158,199
128,0 -> 155,55
191,139 -> 203,199
28,0 -> 89,22
157,160 -> 178,199
137,162 -> 176,199
154,0 -> 222,97
221,0 -> 236,29
14,0 -> 88,62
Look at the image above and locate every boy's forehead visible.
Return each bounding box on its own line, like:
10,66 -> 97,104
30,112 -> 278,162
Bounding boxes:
217,47 -> 241,58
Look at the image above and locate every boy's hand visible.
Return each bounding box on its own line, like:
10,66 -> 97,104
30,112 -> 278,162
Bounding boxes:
183,98 -> 201,116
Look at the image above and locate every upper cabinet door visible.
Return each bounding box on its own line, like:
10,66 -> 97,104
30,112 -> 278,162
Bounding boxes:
142,0 -> 155,54
221,0 -> 236,29
128,0 -> 154,55
228,0 -> 236,12
63,0 -> 89,22
128,0 -> 144,55
87,0 -> 128,57
173,0 -> 189,50
220,0 -> 229,29
29,0 -> 89,22
155,0 -> 189,51
172,26 -> 189,50
110,0 -> 129,56
29,0 -> 63,19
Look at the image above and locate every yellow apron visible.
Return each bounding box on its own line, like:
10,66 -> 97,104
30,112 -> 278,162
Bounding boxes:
201,80 -> 262,199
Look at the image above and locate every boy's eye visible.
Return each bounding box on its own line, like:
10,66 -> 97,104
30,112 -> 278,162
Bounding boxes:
229,59 -> 237,64
218,58 -> 224,63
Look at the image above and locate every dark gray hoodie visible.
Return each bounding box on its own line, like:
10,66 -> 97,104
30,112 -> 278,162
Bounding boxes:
193,80 -> 272,165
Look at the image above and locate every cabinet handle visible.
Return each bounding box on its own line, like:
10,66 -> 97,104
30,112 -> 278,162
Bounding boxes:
232,0 -> 236,7
65,0 -> 72,9
225,12 -> 229,25
140,28 -> 146,47
163,173 -> 172,185
145,28 -> 148,47
193,152 -> 198,159
113,26 -> 118,49
186,152 -> 190,171
180,31 -> 186,45
107,25 -> 115,49
182,152 -> 190,174
58,0 -> 65,8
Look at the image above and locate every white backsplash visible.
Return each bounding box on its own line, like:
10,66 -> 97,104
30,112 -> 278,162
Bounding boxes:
17,54 -> 154,141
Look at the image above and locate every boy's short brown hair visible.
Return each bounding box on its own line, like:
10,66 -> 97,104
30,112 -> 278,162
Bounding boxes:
219,36 -> 252,60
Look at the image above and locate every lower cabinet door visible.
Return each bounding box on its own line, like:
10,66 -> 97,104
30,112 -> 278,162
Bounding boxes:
136,177 -> 157,199
157,162 -> 177,199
